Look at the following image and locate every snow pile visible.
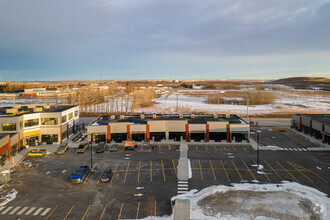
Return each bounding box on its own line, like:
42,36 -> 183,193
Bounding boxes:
175,182 -> 330,220
0,189 -> 18,206
188,159 -> 192,179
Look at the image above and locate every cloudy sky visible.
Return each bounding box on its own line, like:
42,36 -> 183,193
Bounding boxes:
0,0 -> 330,81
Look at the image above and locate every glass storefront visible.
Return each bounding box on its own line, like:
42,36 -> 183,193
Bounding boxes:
111,133 -> 127,143
169,132 -> 185,141
0,150 -> 8,166
209,132 -> 227,142
131,133 -> 145,141
190,133 -> 205,142
41,134 -> 58,144
26,136 -> 39,146
62,130 -> 68,140
92,134 -> 106,143
150,132 -> 166,142
231,132 -> 249,142
10,143 -> 18,157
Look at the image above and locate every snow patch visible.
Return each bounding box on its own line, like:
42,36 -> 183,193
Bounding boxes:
46,171 -> 50,174
251,164 -> 264,170
316,166 -> 322,170
188,159 -> 192,179
0,189 -> 18,206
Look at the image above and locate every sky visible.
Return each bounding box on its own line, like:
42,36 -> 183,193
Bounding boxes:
0,0 -> 330,81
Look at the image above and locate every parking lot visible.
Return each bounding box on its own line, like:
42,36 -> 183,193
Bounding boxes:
1,126 -> 330,219
3,144 -> 180,220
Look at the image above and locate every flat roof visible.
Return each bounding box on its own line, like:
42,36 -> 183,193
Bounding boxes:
0,105 -> 77,117
91,114 -> 247,126
294,114 -> 330,125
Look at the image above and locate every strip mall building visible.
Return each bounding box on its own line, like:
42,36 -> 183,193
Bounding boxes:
0,105 -> 79,166
88,114 -> 250,143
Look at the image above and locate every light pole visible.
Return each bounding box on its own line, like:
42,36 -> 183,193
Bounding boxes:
90,140 -> 93,172
256,130 -> 261,169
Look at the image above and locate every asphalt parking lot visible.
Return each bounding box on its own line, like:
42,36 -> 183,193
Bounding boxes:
1,127 -> 330,219
3,143 -> 180,220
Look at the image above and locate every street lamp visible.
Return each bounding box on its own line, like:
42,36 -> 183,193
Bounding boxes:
90,140 -> 93,172
256,130 -> 261,170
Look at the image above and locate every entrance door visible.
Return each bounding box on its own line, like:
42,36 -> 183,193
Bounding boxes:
26,136 -> 39,146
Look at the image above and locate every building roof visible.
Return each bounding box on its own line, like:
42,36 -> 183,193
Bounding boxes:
91,114 -> 247,126
294,114 -> 330,125
0,105 -> 77,117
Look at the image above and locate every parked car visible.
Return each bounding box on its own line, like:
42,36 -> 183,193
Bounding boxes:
100,169 -> 113,183
76,143 -> 89,153
108,144 -> 119,152
71,166 -> 90,184
96,142 -> 107,153
124,141 -> 137,151
56,143 -> 69,155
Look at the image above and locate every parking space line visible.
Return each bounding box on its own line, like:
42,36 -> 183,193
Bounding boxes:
205,145 -> 208,152
40,208 -> 51,216
276,161 -> 299,182
150,160 -> 152,182
220,160 -> 230,182
154,201 -> 157,216
136,202 -> 140,219
242,160 -> 256,181
45,205 -> 58,220
253,160 -> 271,182
223,145 -> 227,151
2,206 -> 13,214
232,160 -> 244,181
64,204 -> 74,220
17,207 -> 28,215
140,144 -> 143,152
81,205 -> 91,220
232,145 -> 237,152
161,160 -> 166,181
198,160 -> 203,181
83,171 -> 92,184
264,161 -> 283,181
118,203 -> 124,219
138,161 -> 141,182
110,162 -> 119,184
196,145 -> 198,151
33,208 -> 43,216
124,162 -> 130,183
209,160 -> 216,181
99,203 -> 108,220
213,145 -> 217,152
287,161 -> 313,183
9,206 -> 20,215
291,162 -> 328,183
172,160 -> 177,176
242,146 -> 246,152
97,163 -> 109,184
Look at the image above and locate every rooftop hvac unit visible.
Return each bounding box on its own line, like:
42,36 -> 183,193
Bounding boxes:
119,115 -> 125,120
34,107 -> 43,112
6,108 -> 18,114
140,114 -> 145,119
213,114 -> 218,118
191,114 -> 195,118
28,104 -> 37,109
179,114 -> 183,118
13,105 -> 21,109
110,115 -> 116,120
153,114 -> 157,119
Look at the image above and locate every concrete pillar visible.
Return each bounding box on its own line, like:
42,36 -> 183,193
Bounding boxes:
146,124 -> 150,142
8,138 -> 11,161
165,131 -> 169,141
60,126 -> 62,144
127,125 -> 130,141
107,125 -> 111,143
185,124 -> 189,142
227,124 -> 231,142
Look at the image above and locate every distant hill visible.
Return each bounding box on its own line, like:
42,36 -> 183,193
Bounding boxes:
270,77 -> 330,90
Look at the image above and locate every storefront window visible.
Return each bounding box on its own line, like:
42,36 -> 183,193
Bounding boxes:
41,134 -> 58,144
24,119 -> 39,127
62,130 -> 68,139
62,115 -> 67,123
0,150 -> 8,166
68,113 -> 73,120
41,118 -> 58,125
11,143 -> 18,157
1,123 -> 16,131
75,110 -> 79,117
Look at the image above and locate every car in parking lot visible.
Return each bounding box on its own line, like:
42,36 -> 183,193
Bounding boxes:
76,143 -> 89,153
100,169 -> 113,183
56,143 -> 69,155
96,142 -> 107,153
108,144 -> 119,152
71,166 -> 90,184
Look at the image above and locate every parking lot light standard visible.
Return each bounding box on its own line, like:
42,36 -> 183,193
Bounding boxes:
257,130 -> 261,170
90,141 -> 93,173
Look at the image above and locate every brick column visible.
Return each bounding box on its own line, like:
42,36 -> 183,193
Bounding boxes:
146,124 -> 150,142
226,124 -> 231,142
60,126 -> 62,144
185,124 -> 189,142
18,133 -> 21,151
206,124 -> 209,142
107,125 -> 111,143
310,119 -> 313,137
8,138 -> 11,161
127,125 -> 130,140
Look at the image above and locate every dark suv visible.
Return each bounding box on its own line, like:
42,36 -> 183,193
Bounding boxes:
96,142 -> 107,153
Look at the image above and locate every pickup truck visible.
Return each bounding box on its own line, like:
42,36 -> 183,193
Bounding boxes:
76,143 -> 89,153
71,166 -> 90,184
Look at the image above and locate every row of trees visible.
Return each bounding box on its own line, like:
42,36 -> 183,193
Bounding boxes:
0,83 -> 26,93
